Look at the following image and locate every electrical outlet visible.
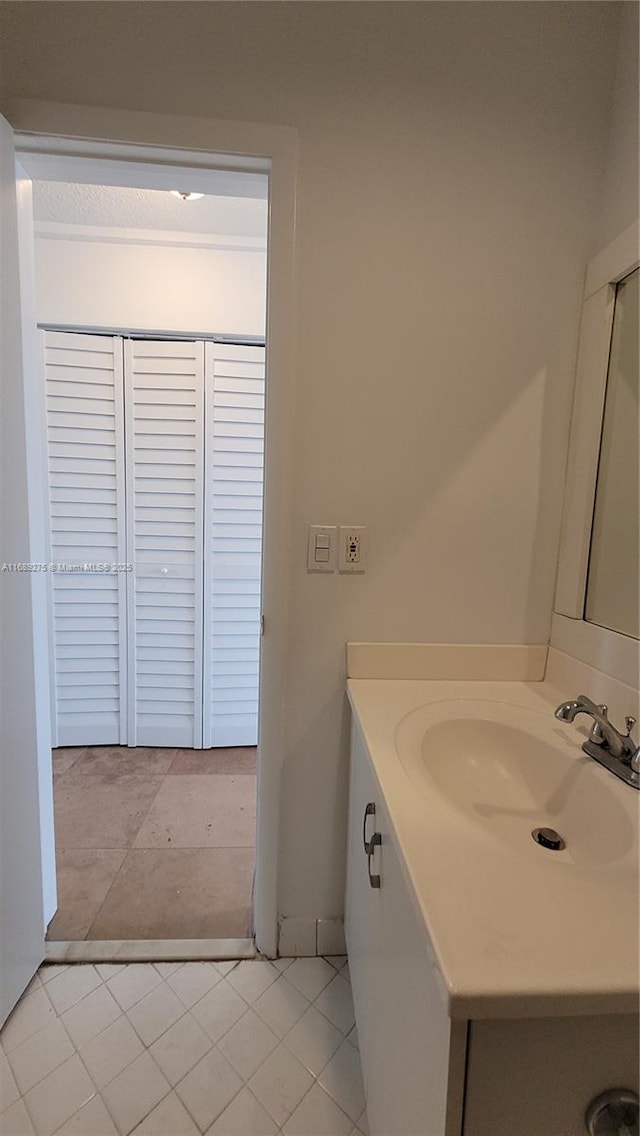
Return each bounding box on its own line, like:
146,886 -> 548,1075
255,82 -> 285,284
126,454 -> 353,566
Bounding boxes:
339,526 -> 367,573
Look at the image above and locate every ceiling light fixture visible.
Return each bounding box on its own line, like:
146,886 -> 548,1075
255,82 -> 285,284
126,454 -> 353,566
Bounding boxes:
170,191 -> 205,201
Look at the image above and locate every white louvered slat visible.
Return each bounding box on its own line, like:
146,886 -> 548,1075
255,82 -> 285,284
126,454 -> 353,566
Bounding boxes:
125,339 -> 204,747
203,343 -> 265,747
44,330 -> 127,745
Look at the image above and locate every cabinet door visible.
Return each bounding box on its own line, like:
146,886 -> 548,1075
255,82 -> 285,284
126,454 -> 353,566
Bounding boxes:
45,330 -> 127,745
346,719 -> 464,1136
345,719 -> 383,1088
202,343 -> 264,747
124,339 -> 204,747
463,1015 -> 640,1136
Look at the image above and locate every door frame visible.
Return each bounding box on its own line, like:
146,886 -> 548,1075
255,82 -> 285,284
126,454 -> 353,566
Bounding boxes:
7,98 -> 299,958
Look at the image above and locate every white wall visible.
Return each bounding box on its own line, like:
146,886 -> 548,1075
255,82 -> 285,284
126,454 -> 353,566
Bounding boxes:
35,229 -> 267,337
596,1 -> 640,248
0,1 -> 625,924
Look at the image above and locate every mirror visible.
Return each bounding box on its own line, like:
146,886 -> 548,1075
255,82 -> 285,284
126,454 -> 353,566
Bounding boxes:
584,267 -> 639,640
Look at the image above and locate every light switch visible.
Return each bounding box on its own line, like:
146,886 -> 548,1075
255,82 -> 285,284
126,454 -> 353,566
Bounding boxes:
307,525 -> 337,572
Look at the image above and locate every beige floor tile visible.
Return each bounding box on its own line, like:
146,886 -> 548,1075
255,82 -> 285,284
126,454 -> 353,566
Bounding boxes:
131,1091 -> 200,1135
60,983 -> 122,1049
152,963 -> 183,980
248,1043 -> 314,1128
88,848 -> 254,940
44,966 -> 102,1016
1,988 -> 57,1054
285,959 -> 335,1002
217,1009 -> 279,1080
72,746 -> 177,777
0,1049 -> 20,1111
133,775 -> 256,848
105,965 -> 162,1012
101,1051 -> 170,1135
214,962 -> 239,976
79,1016 -> 144,1089
46,849 -> 127,941
23,1053 -> 95,1136
7,1019 -> 75,1095
149,1012 -> 212,1086
21,976 -> 42,1001
226,961 -> 278,1005
190,981 -> 248,1044
126,983 -> 186,1046
53,774 -> 164,849
95,964 -> 127,982
206,1086 -> 279,1135
313,974 -> 355,1035
283,1083 -> 352,1136
165,962 -> 223,1009
284,1007 -> 343,1078
252,975 -> 310,1039
38,965 -> 69,986
174,1048 -> 242,1132
168,748 -> 257,775
318,1040 -> 366,1122
0,1098 -> 36,1135
54,1094 -> 119,1135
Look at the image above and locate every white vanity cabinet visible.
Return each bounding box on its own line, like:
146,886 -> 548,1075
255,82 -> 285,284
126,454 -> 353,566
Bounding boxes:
345,716 -> 639,1136
345,718 -> 466,1136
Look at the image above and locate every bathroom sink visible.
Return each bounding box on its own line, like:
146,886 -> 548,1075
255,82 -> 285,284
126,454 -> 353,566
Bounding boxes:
395,700 -> 636,869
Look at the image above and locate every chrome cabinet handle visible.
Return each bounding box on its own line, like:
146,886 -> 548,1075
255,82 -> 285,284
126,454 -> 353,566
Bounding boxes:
362,802 -> 376,852
367,831 -> 381,888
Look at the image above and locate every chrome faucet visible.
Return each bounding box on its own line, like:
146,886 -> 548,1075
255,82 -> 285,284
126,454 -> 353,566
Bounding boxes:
555,694 -> 640,789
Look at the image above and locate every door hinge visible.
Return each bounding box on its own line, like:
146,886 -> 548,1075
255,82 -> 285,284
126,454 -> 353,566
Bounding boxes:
260,614 -> 265,636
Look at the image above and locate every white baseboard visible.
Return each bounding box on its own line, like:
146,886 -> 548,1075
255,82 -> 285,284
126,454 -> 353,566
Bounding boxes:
278,916 -> 346,958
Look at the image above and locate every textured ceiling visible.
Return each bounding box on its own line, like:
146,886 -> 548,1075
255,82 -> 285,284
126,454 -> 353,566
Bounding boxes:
33,181 -> 268,238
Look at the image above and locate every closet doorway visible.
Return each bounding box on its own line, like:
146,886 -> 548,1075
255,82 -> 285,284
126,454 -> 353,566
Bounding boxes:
33,171 -> 267,945
46,331 -> 264,751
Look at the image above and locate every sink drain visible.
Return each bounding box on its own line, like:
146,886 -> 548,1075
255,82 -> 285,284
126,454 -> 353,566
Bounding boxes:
532,827 -> 565,851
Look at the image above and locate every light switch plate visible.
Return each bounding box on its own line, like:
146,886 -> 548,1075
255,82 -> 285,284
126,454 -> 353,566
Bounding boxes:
307,525 -> 337,572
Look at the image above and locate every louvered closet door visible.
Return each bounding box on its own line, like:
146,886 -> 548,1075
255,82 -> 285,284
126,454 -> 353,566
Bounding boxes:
125,340 -> 204,747
44,331 -> 127,745
203,343 -> 265,747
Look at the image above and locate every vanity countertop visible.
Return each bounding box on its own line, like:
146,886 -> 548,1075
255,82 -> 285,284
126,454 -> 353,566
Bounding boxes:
347,674 -> 639,1020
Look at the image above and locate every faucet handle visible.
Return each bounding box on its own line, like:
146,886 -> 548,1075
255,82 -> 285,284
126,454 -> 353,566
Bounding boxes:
625,716 -> 636,737
589,705 -> 608,746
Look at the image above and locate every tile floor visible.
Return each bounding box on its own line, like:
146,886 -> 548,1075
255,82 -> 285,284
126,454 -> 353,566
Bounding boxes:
0,958 -> 368,1136
48,748 -> 257,942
